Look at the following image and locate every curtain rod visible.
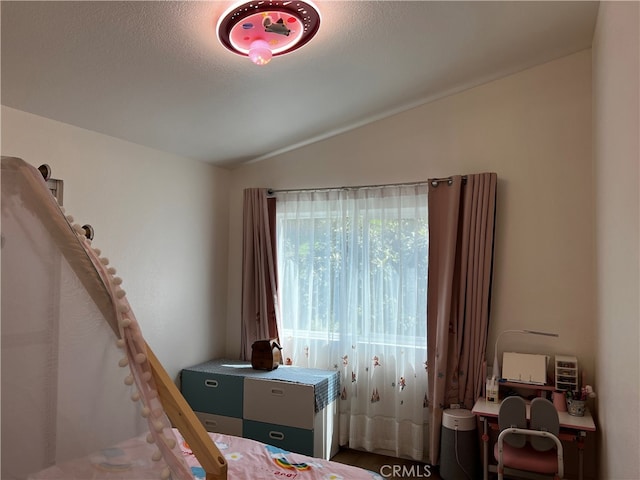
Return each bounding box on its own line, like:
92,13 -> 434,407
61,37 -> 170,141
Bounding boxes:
267,176 -> 466,195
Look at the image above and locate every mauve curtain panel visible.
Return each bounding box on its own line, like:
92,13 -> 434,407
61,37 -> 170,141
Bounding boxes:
426,173 -> 497,465
240,188 -> 279,360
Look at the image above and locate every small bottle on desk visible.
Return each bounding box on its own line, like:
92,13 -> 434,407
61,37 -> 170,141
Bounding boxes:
486,377 -> 499,403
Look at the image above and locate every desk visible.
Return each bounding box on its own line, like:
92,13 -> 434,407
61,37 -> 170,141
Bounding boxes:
472,398 -> 596,480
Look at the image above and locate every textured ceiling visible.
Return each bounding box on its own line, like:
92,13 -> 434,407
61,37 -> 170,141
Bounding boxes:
1,1 -> 599,167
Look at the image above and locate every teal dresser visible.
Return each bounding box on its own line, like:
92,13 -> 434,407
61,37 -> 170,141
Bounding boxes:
180,359 -> 340,459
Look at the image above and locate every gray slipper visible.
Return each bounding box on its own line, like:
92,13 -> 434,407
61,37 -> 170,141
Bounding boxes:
498,396 -> 527,448
530,397 -> 560,451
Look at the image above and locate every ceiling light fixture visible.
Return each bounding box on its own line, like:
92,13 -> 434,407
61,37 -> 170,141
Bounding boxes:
216,0 -> 321,66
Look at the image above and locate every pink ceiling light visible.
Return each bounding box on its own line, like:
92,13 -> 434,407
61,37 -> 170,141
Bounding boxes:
216,1 -> 321,66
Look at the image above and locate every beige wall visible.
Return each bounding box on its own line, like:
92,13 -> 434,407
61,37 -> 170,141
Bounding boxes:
228,50 -> 595,370
1,106 -> 230,380
227,50 -> 596,475
593,2 -> 640,478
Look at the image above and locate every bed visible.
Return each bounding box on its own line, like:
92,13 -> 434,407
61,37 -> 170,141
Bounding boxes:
30,429 -> 383,479
0,157 -> 380,480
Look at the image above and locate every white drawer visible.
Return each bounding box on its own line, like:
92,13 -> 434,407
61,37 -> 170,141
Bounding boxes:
194,411 -> 243,436
243,378 -> 315,429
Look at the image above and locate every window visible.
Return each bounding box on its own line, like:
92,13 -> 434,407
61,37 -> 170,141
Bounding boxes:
276,185 -> 428,351
276,184 -> 429,458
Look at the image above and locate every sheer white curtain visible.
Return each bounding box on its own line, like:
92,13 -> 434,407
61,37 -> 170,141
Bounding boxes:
276,185 -> 429,461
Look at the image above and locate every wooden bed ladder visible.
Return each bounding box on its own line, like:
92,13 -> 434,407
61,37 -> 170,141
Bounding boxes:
147,344 -> 228,480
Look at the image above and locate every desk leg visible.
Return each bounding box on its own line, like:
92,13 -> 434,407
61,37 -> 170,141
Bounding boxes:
481,416 -> 489,480
577,434 -> 585,480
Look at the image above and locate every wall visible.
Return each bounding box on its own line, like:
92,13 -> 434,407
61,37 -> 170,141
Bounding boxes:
227,50 -> 595,474
1,106 -> 230,380
592,2 -> 640,478
228,50 -> 594,367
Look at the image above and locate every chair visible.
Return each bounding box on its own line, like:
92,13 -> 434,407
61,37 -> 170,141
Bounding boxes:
494,396 -> 564,480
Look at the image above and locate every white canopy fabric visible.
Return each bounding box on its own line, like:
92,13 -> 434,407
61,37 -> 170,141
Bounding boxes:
1,157 -> 192,480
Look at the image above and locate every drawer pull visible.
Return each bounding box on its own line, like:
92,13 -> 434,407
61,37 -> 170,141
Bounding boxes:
204,379 -> 219,388
270,388 -> 284,396
204,420 -> 218,428
269,431 -> 285,441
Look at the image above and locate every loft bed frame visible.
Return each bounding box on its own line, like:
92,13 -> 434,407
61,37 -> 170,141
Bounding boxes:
2,156 -> 227,480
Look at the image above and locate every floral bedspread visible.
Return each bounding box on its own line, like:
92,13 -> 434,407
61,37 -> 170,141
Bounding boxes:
177,429 -> 383,480
29,429 -> 382,480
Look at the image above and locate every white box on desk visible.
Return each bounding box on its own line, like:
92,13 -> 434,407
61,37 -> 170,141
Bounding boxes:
502,352 -> 548,384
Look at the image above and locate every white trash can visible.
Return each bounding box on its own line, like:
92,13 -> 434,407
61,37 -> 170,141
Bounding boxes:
439,408 -> 479,480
